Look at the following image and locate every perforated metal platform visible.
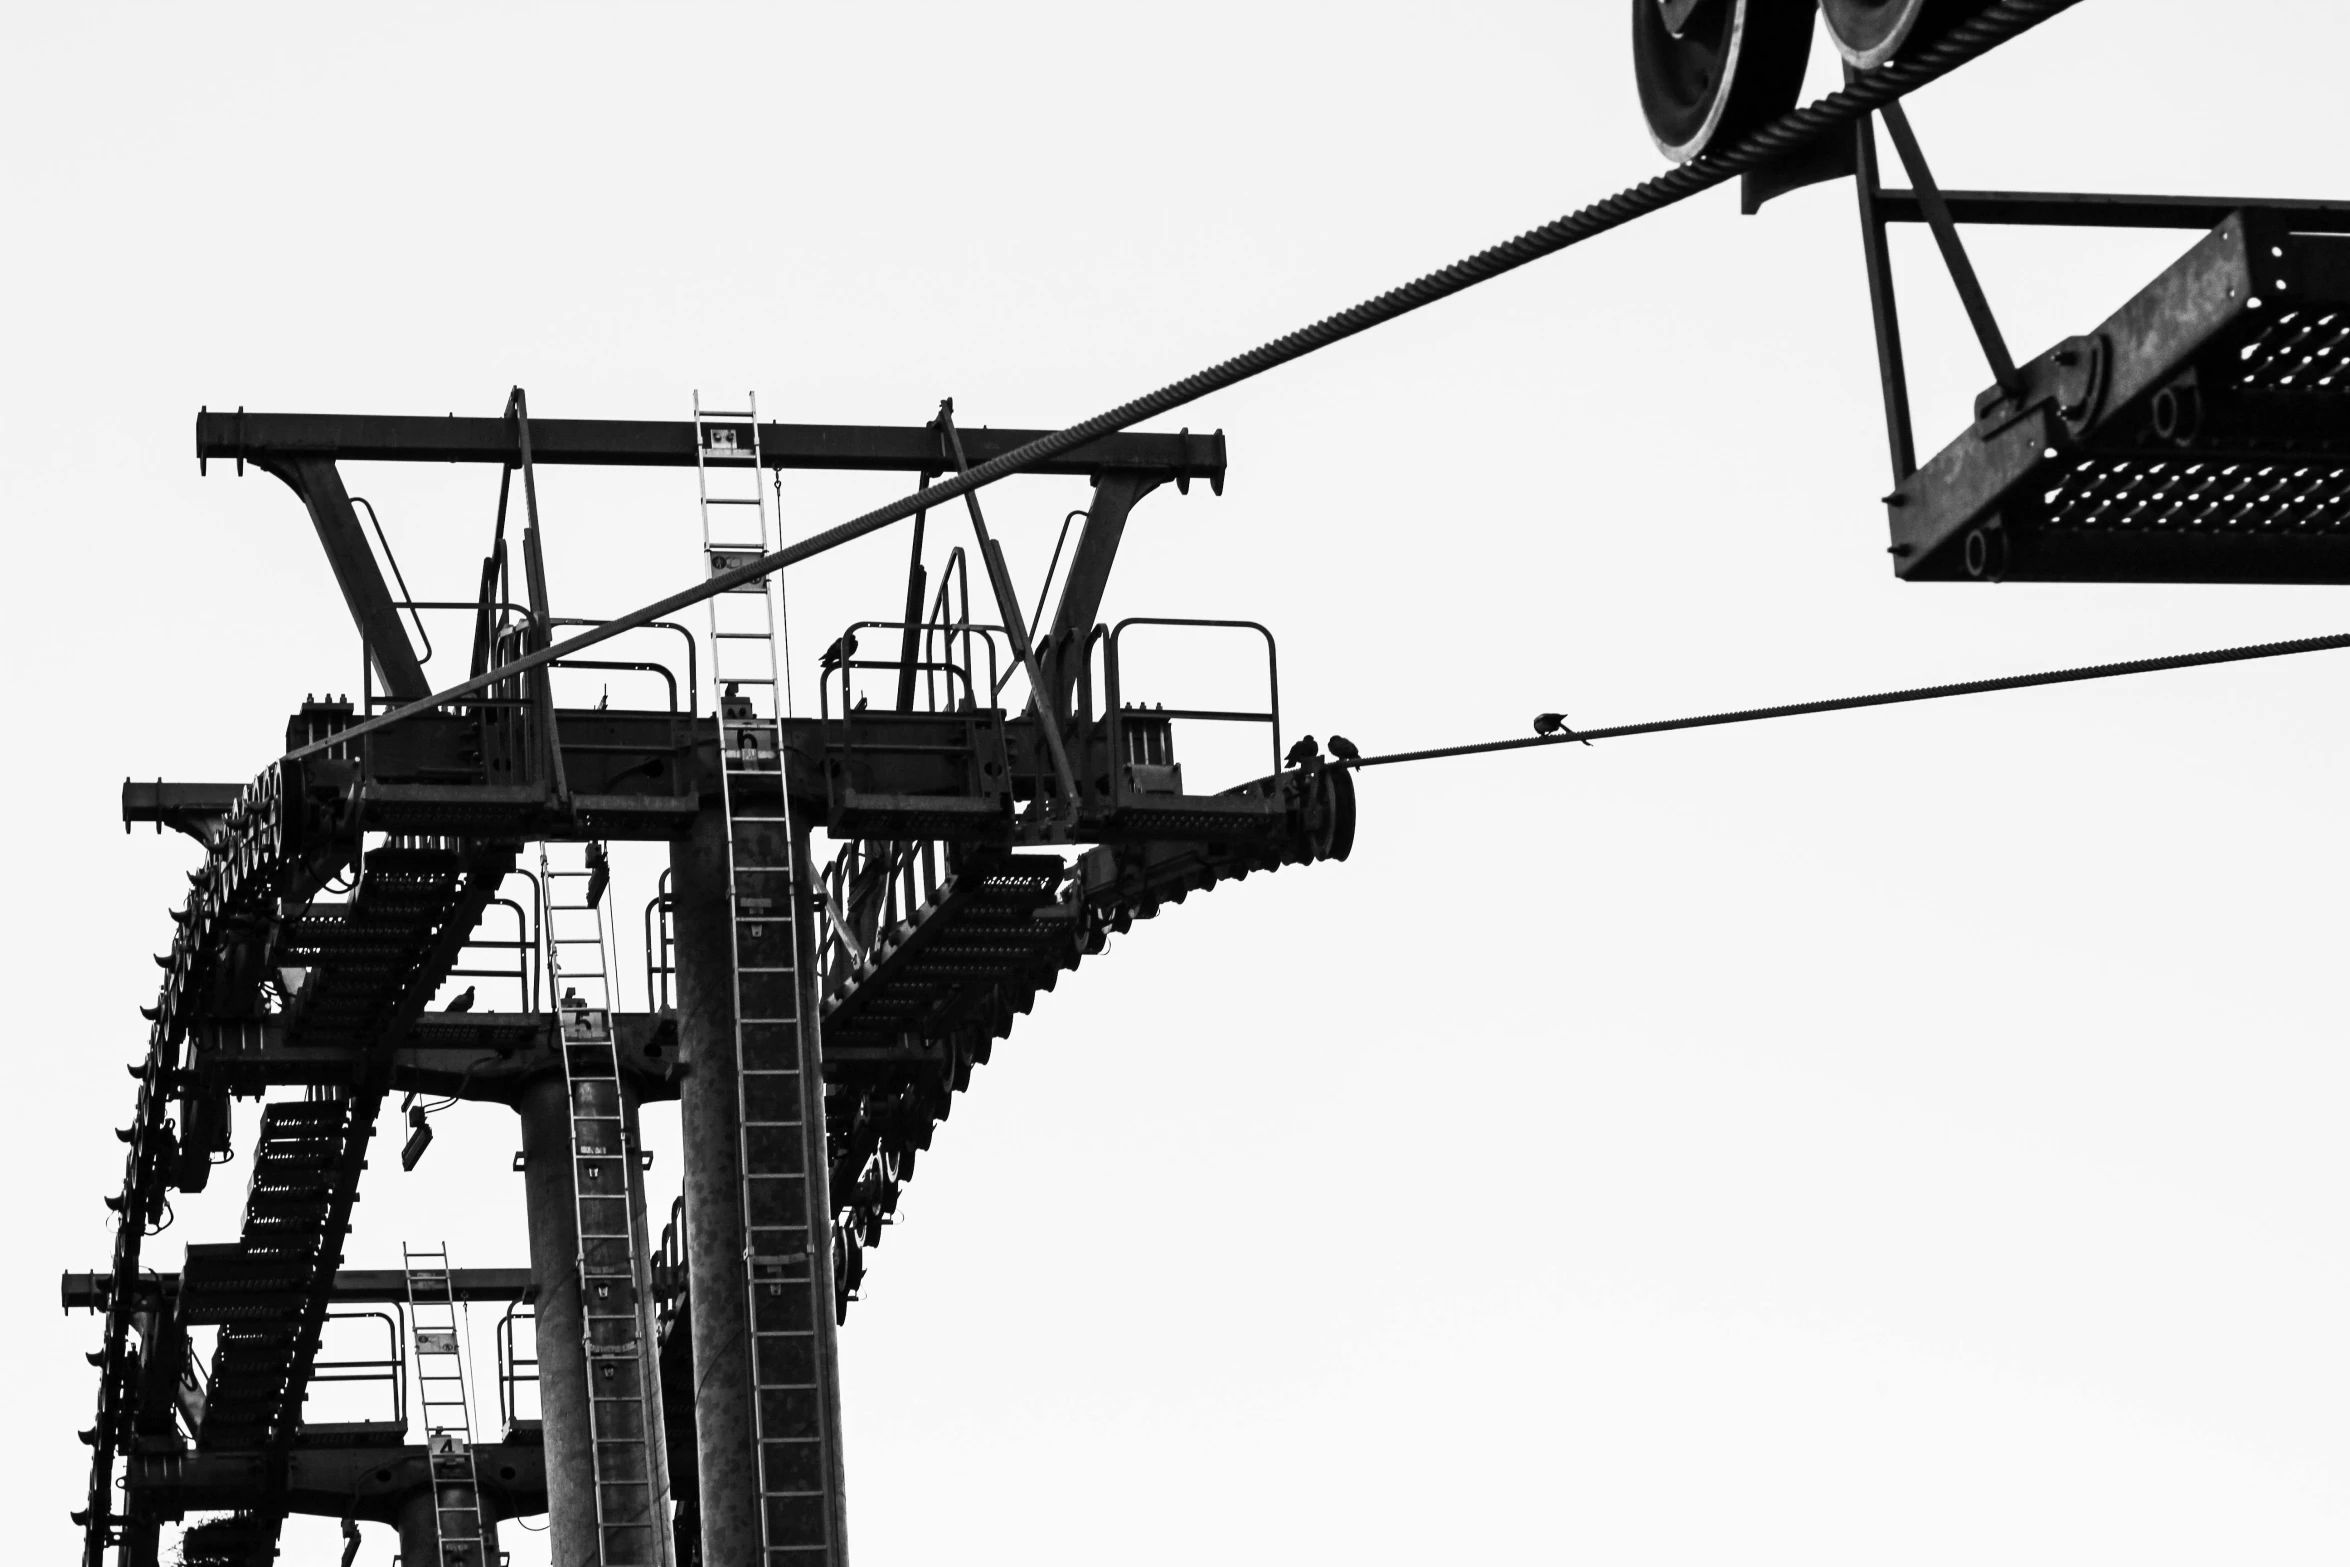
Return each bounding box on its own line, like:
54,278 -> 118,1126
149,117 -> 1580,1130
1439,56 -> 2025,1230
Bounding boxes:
1890,209 -> 2350,582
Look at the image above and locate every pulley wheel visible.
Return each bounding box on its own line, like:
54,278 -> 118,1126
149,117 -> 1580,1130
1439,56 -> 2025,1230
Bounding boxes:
1632,0 -> 1818,164
1820,0 -> 1964,69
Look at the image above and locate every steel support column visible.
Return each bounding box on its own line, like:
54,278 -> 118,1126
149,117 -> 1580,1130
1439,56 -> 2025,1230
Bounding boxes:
517,1076 -> 598,1565
257,456 -> 432,701
672,804 -> 851,1567
518,1072 -> 675,1562
624,1086 -> 678,1560
672,808 -> 760,1567
397,1484 -> 502,1566
1041,471 -> 1157,713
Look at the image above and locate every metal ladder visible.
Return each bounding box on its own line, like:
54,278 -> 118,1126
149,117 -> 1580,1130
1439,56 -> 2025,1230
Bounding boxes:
694,392 -> 841,1563
402,1244 -> 487,1567
542,840 -> 663,1564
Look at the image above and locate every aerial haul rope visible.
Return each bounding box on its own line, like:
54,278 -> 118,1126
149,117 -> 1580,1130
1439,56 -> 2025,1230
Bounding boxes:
284,0 -> 2088,765
1339,628 -> 2350,771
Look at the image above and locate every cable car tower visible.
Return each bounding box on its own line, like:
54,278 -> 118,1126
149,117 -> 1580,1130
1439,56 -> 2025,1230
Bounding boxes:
67,3 -> 2343,1562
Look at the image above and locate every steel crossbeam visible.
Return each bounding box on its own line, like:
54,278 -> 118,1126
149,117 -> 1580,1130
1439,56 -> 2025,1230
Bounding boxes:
196,409 -> 1227,485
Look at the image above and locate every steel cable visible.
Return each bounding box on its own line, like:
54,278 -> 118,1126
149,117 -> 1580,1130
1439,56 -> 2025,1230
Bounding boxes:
283,0 -> 2085,764
1340,628 -> 2350,770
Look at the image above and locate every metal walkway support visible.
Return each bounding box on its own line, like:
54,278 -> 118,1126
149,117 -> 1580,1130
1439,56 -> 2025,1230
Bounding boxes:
681,394 -> 849,1567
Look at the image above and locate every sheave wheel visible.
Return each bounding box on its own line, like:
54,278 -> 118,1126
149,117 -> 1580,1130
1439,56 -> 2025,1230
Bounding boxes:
1632,0 -> 1818,164
1820,0 -> 1965,68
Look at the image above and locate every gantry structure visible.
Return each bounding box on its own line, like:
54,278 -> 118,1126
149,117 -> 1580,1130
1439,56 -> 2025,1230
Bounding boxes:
75,402 -> 1351,1566
68,2 -> 2349,1563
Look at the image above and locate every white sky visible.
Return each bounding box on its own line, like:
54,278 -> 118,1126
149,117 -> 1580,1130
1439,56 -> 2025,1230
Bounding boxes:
7,3 -> 2349,1562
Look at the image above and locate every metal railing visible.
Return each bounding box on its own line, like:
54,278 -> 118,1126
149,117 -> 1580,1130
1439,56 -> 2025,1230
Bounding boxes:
654,1195 -> 689,1343
495,1302 -> 539,1434
644,869 -> 675,1013
445,892 -> 538,1014
1099,617 -> 1282,790
819,623 -> 1003,724
302,1308 -> 407,1431
817,836 -> 947,993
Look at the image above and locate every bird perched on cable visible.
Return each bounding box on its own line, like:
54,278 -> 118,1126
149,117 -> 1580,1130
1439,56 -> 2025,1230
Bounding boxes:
443,985 -> 476,1013
1326,734 -> 1361,764
820,631 -> 859,673
1285,735 -> 1320,770
1533,712 -> 1592,745
584,841 -> 610,910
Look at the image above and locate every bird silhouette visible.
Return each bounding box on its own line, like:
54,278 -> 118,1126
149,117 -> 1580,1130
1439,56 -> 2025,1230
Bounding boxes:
1533,712 -> 1592,746
1285,735 -> 1319,770
820,631 -> 859,672
1326,734 -> 1361,764
443,985 -> 476,1013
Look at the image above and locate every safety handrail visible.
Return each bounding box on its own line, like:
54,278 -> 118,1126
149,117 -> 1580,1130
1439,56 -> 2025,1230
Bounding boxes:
819,619 -> 1004,722
542,658 -> 681,715
495,1302 -> 539,1433
351,497 -> 434,666
1104,617 -> 1282,787
304,1307 -> 407,1431
654,1194 -> 689,1342
644,870 -> 675,1012
548,616 -> 698,715
926,547 -> 976,713
445,895 -> 537,1013
818,835 -> 945,995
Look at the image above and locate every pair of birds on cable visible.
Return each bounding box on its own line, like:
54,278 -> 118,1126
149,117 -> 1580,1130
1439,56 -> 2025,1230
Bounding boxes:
1285,734 -> 1360,770
1534,712 -> 1591,745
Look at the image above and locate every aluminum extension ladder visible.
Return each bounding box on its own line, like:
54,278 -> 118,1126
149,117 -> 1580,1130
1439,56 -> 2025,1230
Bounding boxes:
693,392 -> 842,1562
402,1244 -> 488,1567
541,839 -> 664,1563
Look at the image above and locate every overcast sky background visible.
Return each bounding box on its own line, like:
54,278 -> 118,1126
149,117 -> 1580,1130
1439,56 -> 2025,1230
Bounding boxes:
8,3 -> 2350,1562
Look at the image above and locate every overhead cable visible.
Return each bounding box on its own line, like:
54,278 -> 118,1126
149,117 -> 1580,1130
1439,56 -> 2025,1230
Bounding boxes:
281,0 -> 2087,765
1341,628 -> 2350,771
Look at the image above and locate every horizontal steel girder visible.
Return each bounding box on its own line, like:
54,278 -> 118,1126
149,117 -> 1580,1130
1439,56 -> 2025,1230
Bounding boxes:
64,1266 -> 534,1314
196,409 -> 1227,485
1876,189 -> 2350,232
184,1010 -> 681,1101
125,1438 -> 546,1523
